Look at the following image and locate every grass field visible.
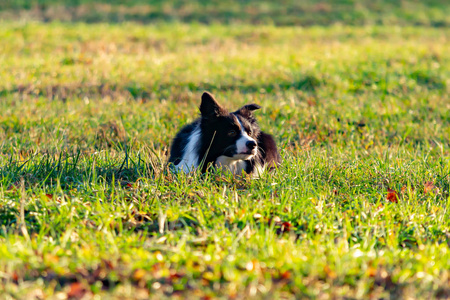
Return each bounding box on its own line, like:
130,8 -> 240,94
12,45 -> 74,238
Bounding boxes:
1,0 -> 449,27
0,18 -> 449,299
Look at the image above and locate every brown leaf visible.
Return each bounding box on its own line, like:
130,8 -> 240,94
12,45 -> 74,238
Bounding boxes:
386,188 -> 399,203
424,181 -> 438,194
280,270 -> 291,280
45,194 -> 53,200
67,282 -> 87,299
281,221 -> 293,232
12,271 -> 19,282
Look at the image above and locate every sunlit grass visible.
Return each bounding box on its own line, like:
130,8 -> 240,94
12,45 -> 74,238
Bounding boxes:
0,22 -> 449,298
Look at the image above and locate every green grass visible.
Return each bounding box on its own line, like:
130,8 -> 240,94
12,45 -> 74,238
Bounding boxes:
0,21 -> 449,299
1,0 -> 450,27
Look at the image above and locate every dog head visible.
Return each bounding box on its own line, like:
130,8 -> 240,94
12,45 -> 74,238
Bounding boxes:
199,92 -> 261,161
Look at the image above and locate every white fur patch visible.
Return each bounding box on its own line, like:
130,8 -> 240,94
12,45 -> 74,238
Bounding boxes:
174,125 -> 201,173
215,155 -> 248,176
216,155 -> 265,178
235,117 -> 257,155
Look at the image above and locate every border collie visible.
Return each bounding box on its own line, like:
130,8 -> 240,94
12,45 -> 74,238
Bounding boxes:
168,92 -> 280,176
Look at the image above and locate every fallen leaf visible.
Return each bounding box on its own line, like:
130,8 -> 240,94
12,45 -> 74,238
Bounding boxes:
281,221 -> 293,232
45,194 -> 53,200
424,181 -> 438,194
280,270 -> 291,280
12,271 -> 19,282
387,188 -> 399,203
67,282 -> 87,299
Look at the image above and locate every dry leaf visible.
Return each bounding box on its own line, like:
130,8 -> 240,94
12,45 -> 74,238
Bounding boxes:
280,221 -> 293,232
387,188 -> 399,203
424,181 -> 438,194
280,270 -> 291,280
12,271 -> 19,282
67,282 -> 87,299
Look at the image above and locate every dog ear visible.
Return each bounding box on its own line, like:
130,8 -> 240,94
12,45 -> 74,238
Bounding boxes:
235,103 -> 261,120
200,92 -> 227,119
241,104 -> 261,112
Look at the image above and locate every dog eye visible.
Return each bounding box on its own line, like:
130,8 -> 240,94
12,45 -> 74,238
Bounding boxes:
228,130 -> 237,137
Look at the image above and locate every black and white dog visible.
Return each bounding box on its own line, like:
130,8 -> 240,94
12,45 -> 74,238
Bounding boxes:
168,92 -> 280,176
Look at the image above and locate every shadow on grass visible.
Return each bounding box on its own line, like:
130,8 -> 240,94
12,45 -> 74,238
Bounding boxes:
0,75 -> 325,102
1,69 -> 446,102
0,150 -> 158,190
1,1 -> 449,27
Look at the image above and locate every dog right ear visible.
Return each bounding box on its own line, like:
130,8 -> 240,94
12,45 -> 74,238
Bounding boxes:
200,92 -> 227,119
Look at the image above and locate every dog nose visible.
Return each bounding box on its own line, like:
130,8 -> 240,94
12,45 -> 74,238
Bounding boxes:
246,141 -> 257,150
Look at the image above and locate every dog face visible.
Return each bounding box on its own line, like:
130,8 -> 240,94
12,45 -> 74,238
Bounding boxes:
199,92 -> 261,161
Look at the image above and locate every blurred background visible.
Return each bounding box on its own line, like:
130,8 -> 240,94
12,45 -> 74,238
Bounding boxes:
1,0 -> 449,26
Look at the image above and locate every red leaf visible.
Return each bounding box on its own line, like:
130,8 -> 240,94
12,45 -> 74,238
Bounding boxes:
281,221 -> 293,232
280,270 -> 291,279
386,188 -> 399,203
45,194 -> 53,200
67,282 -> 87,299
12,271 -> 19,282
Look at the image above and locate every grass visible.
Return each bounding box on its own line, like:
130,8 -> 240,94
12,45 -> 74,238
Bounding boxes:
1,0 -> 449,27
0,21 -> 449,299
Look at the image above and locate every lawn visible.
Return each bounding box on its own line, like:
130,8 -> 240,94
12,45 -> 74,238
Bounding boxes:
0,17 -> 449,299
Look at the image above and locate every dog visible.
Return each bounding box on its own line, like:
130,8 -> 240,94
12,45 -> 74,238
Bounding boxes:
168,92 -> 280,176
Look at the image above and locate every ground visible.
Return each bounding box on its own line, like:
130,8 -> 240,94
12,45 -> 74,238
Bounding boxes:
0,2 -> 449,299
